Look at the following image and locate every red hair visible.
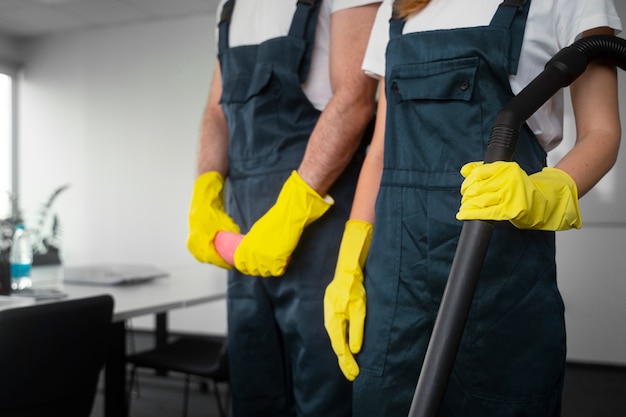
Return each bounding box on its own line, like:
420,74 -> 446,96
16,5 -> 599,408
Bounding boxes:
393,0 -> 431,19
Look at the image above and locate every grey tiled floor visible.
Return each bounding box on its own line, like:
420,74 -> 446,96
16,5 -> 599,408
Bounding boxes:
90,330 -> 229,417
90,331 -> 626,417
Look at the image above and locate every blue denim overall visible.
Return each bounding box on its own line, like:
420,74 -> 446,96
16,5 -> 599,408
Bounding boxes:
218,1 -> 362,416
354,2 -> 566,416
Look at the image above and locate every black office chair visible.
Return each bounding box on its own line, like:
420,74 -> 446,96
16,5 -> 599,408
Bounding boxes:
0,294 -> 114,417
127,334 -> 229,417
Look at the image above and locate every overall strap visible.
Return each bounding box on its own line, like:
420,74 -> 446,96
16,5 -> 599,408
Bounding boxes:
288,0 -> 324,82
389,11 -> 404,40
218,0 -> 235,53
490,0 -> 531,75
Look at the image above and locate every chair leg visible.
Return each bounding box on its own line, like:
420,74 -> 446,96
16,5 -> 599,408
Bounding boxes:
212,380 -> 226,417
182,374 -> 190,417
126,365 -> 140,415
224,384 -> 231,417
211,380 -> 228,417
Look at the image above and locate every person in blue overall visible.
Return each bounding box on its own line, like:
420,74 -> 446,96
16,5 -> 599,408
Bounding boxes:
324,0 -> 621,415
186,0 -> 380,416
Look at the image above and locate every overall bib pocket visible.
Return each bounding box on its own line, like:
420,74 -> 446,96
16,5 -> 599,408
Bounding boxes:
386,57 -> 484,177
221,65 -> 281,164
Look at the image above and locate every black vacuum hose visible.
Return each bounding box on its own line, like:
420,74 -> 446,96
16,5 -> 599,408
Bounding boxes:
487,34 -> 626,162
408,35 -> 626,417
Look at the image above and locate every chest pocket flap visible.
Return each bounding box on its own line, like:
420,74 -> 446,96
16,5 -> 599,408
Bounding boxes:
390,57 -> 479,102
220,65 -> 273,104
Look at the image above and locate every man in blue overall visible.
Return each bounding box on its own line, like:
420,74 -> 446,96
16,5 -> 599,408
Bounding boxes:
187,1 -> 380,416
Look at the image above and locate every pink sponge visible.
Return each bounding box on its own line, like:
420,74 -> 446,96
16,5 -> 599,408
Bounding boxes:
214,231 -> 244,265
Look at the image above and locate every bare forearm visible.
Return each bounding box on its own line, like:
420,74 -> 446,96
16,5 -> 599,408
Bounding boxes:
297,3 -> 380,196
298,89 -> 377,195
554,30 -> 621,197
349,140 -> 383,225
196,65 -> 230,177
349,86 -> 386,224
555,121 -> 620,197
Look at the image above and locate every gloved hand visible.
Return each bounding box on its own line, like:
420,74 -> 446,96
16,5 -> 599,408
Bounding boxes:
324,220 -> 373,381
234,171 -> 333,277
457,161 -> 582,231
187,171 -> 240,269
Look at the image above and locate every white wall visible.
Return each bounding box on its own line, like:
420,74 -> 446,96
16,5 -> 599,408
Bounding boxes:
545,1 -> 626,365
14,3 -> 626,363
0,34 -> 20,63
551,112 -> 626,365
17,14 -> 228,335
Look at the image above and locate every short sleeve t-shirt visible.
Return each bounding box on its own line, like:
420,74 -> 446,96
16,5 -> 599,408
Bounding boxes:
363,0 -> 622,151
216,0 -> 381,111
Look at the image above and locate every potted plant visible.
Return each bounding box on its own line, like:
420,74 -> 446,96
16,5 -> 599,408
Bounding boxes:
0,185 -> 70,294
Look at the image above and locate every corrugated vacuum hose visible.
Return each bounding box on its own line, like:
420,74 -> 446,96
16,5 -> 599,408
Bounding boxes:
408,34 -> 626,417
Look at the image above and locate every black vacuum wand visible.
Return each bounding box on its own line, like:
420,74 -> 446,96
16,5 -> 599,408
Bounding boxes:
408,34 -> 626,417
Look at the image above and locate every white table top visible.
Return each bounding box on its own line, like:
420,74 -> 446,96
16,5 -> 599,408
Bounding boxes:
6,263 -> 228,322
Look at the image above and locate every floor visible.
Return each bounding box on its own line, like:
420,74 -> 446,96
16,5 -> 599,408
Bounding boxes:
89,370 -> 228,417
89,331 -> 626,417
90,329 -> 229,417
561,362 -> 626,417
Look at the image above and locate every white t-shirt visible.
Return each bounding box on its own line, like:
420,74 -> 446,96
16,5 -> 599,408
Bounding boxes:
216,0 -> 380,111
363,0 -> 622,151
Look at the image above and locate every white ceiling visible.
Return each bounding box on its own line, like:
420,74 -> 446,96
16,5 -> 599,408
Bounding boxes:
0,0 -> 219,39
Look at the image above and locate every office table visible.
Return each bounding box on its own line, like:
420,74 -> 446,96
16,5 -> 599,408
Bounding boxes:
58,264 -> 227,417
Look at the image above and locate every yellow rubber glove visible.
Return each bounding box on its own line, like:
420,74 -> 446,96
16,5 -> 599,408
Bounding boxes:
324,220 -> 372,381
457,161 -> 582,231
187,171 -> 240,269
234,171 -> 334,277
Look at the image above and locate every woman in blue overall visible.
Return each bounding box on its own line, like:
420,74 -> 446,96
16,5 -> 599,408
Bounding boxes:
324,0 -> 622,415
187,0 -> 380,416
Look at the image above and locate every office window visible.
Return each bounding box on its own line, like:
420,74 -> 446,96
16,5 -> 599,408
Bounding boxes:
0,72 -> 12,218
